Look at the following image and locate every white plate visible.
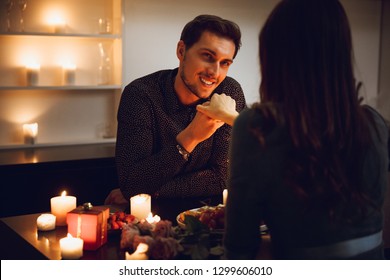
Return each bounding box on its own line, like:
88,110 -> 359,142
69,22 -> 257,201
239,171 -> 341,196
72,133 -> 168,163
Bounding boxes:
176,205 -> 268,233
176,205 -> 224,229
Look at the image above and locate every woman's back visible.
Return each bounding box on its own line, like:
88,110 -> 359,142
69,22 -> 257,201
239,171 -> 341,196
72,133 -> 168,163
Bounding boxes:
225,104 -> 388,259
224,0 -> 389,259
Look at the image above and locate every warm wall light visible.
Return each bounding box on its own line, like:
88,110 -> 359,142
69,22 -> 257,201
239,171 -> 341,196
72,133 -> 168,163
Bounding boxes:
23,122 -> 38,144
47,14 -> 67,33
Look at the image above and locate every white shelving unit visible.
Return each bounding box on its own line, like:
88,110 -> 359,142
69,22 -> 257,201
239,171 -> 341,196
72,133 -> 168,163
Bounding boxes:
0,0 -> 122,149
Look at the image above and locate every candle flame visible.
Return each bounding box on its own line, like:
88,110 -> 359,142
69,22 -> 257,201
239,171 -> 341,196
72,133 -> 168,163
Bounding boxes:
22,123 -> 38,137
63,63 -> 76,70
61,191 -> 67,197
25,63 -> 40,70
67,233 -> 73,238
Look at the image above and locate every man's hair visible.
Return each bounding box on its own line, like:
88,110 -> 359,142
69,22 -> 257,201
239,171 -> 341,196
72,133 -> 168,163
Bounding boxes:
180,14 -> 241,59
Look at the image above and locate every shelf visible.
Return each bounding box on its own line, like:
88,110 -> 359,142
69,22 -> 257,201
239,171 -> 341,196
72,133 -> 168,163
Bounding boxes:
0,0 -> 122,148
0,85 -> 122,90
0,32 -> 121,39
0,138 -> 116,151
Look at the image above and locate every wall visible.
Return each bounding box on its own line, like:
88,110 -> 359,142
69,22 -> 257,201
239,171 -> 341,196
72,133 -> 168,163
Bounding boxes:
0,0 -> 387,146
378,0 -> 390,121
122,0 -> 275,105
122,0 -> 388,114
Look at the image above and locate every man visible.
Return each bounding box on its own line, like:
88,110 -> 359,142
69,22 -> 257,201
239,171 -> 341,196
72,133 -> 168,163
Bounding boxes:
116,15 -> 246,200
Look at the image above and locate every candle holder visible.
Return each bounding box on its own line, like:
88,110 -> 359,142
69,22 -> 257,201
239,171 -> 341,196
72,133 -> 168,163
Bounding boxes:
98,18 -> 112,34
97,42 -> 112,85
25,64 -> 40,86
62,64 -> 76,85
5,0 -> 14,32
18,0 -> 28,32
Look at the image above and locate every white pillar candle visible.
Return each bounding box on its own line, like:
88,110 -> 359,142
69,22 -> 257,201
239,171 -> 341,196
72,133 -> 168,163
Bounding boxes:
63,64 -> 76,85
60,233 -> 83,259
130,194 -> 151,220
36,214 -> 56,231
22,123 -> 38,144
50,191 -> 77,226
223,189 -> 228,205
26,64 -> 40,86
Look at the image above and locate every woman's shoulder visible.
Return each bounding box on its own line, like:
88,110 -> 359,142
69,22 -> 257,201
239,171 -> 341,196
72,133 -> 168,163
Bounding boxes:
363,105 -> 389,141
235,102 -> 284,126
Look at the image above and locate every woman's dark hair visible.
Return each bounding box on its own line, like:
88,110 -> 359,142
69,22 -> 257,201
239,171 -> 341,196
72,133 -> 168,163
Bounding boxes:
180,14 -> 242,59
254,0 -> 373,218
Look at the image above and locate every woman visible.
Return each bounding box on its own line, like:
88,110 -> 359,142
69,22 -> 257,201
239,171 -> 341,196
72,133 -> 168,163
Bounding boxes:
212,0 -> 388,259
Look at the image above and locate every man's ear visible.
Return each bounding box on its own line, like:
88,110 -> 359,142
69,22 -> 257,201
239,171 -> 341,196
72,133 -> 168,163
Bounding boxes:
176,40 -> 185,60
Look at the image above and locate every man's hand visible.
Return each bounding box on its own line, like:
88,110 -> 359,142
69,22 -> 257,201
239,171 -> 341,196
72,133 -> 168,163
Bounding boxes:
176,111 -> 224,153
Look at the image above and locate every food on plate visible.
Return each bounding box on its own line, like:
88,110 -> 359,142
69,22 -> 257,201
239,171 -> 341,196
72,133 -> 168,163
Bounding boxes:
108,211 -> 138,230
178,205 -> 225,230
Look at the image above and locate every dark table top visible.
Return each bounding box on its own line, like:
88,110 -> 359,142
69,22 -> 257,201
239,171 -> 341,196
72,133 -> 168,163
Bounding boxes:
0,196 -> 228,260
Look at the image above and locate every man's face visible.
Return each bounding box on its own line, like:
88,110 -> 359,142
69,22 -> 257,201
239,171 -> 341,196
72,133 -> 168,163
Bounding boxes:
175,31 -> 236,105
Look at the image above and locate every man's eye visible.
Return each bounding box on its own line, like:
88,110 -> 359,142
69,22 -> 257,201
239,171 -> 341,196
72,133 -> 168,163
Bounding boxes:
203,53 -> 212,60
221,61 -> 232,67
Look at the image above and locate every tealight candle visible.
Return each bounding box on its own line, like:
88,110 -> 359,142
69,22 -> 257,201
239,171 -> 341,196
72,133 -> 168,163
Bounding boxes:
60,233 -> 83,259
36,214 -> 56,231
130,194 -> 151,220
125,243 -> 149,260
223,189 -> 228,205
50,191 -> 77,226
23,123 -> 38,144
26,64 -> 40,86
146,213 -> 161,224
63,64 -> 76,85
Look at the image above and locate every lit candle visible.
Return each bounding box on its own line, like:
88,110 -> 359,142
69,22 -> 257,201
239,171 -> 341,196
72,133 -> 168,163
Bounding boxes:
125,243 -> 149,260
36,214 -> 56,231
63,64 -> 76,85
223,189 -> 228,205
130,194 -> 151,220
23,123 -> 38,144
26,63 -> 40,86
53,19 -> 67,33
50,191 -> 77,226
60,233 -> 83,259
146,212 -> 161,224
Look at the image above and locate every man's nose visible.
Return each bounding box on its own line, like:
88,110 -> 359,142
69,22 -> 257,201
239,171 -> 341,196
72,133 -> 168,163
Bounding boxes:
206,62 -> 220,77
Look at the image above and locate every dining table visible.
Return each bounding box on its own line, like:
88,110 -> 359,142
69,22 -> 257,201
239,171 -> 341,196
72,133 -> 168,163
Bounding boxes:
0,195 -> 272,260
